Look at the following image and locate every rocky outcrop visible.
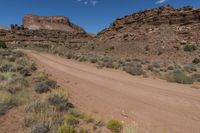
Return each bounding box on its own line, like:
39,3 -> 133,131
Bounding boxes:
23,15 -> 85,33
0,15 -> 92,50
86,6 -> 200,62
0,29 -> 92,50
98,5 -> 200,36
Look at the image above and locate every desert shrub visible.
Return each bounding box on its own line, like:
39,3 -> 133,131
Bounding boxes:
69,109 -> 84,119
31,63 -> 37,71
34,73 -> 49,82
34,82 -> 50,93
192,58 -> 200,64
89,57 -> 98,63
31,124 -> 49,133
0,64 -> 14,72
123,125 -> 137,133
0,41 -> 7,49
48,92 -> 74,111
152,62 -> 161,68
44,79 -> 57,89
6,85 -> 21,94
147,65 -> 154,71
64,114 -> 79,127
65,52 -> 74,59
33,77 -> 57,93
83,114 -> 95,123
25,100 -> 47,113
103,62 -> 114,68
166,70 -> 194,84
184,45 -> 197,52
13,50 -> 24,57
0,74 -> 5,81
96,61 -> 105,69
184,64 -> 197,73
167,66 -> 174,70
107,120 -> 123,133
24,116 -> 37,128
57,125 -> 76,133
192,74 -> 200,82
16,57 -> 31,67
94,120 -> 105,127
6,55 -> 16,62
78,56 -> 87,62
0,91 -> 16,115
125,63 -> 144,76
79,128 -> 88,133
20,67 -> 32,76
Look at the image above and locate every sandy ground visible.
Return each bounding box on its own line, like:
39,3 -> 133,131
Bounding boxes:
26,50 -> 200,133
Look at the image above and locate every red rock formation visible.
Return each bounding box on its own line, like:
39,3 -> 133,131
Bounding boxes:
23,15 -> 85,33
88,6 -> 200,62
98,5 -> 200,35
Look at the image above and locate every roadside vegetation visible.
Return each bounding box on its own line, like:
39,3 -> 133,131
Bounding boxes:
27,46 -> 200,85
0,44 -> 117,133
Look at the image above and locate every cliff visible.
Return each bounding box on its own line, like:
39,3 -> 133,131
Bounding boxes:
23,15 -> 86,33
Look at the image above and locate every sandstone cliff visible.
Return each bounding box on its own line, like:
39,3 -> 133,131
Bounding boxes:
23,15 -> 85,33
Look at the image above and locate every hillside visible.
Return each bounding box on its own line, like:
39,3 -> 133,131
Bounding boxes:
84,5 -> 200,63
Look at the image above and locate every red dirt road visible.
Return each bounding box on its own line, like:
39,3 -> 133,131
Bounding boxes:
27,50 -> 200,133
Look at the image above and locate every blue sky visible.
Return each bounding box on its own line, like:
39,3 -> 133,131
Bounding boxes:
0,0 -> 199,33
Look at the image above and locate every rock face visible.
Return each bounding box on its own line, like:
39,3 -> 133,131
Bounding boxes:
0,29 -> 91,50
23,15 -> 85,33
98,5 -> 200,35
0,15 -> 91,50
85,5 -> 200,62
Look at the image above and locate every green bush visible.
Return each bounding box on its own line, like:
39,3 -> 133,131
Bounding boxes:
184,45 -> 197,52
57,125 -> 76,133
106,120 -> 123,133
64,115 -> 79,127
0,41 -> 7,49
125,63 -> 144,76
166,70 -> 194,84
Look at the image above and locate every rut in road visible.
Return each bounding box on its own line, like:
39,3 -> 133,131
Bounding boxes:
26,50 -> 200,133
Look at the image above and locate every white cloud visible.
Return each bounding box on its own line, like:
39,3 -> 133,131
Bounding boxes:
156,0 -> 169,4
84,1 -> 88,5
76,0 -> 98,6
90,0 -> 97,6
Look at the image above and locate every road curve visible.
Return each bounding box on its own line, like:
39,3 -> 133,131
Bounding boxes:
26,50 -> 200,133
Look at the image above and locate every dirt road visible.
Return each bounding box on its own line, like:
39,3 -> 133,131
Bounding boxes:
27,50 -> 200,133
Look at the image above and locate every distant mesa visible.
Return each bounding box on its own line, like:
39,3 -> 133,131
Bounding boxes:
22,14 -> 86,33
